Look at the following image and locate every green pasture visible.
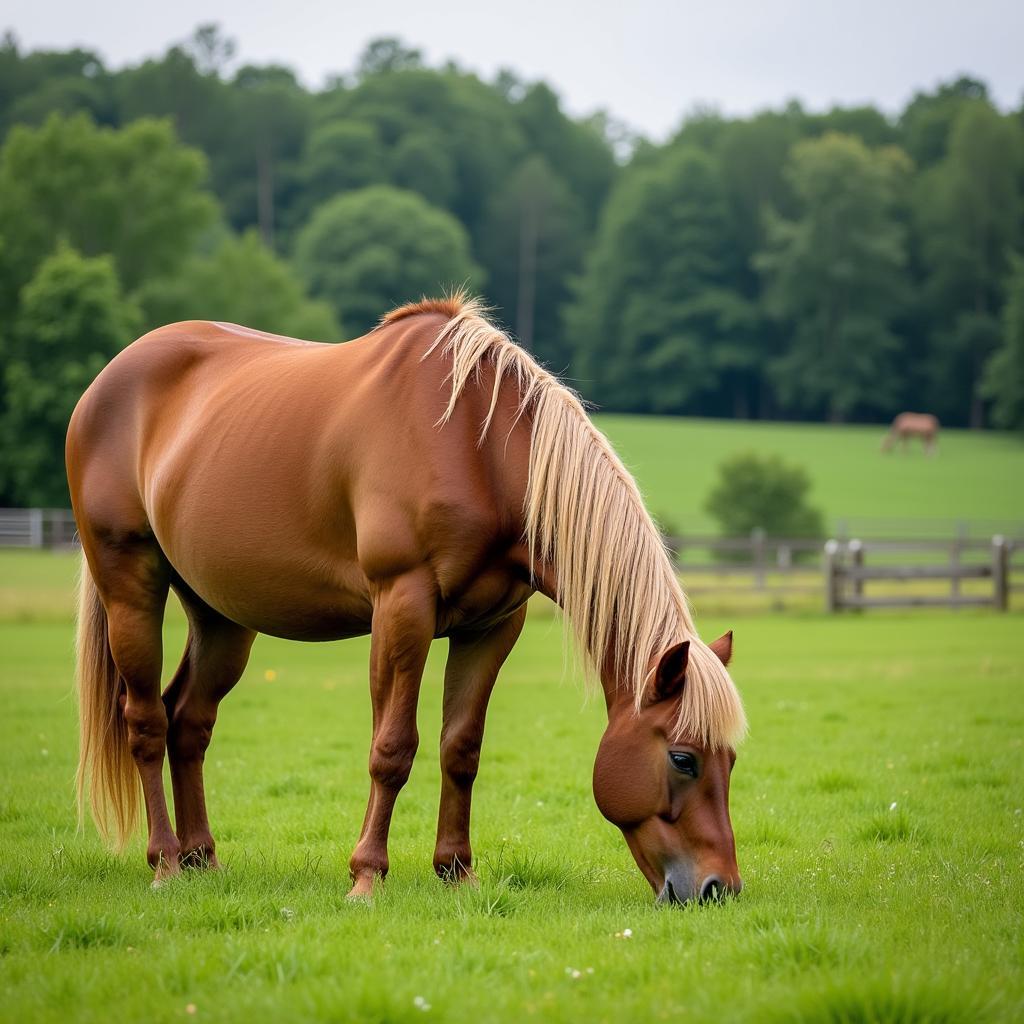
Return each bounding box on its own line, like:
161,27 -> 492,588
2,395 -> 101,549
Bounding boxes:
596,415 -> 1024,534
1,550 -> 1022,1022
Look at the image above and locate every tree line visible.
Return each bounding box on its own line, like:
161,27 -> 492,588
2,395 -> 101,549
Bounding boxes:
1,27 -> 1022,505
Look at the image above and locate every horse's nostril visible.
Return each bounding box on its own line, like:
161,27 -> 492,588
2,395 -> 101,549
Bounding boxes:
699,875 -> 724,902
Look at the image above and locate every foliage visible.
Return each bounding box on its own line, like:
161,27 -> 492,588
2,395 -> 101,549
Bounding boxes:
914,103 -> 1024,425
477,155 -> 585,367
757,134 -> 909,422
136,230 -> 342,340
1,31 -> 1024,451
982,253 -> 1024,430
0,244 -> 140,506
704,451 -> 825,541
567,146 -> 754,413
0,112 -> 217,310
294,185 -> 481,335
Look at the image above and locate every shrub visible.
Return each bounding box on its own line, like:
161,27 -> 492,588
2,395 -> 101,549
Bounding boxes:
704,451 -> 825,540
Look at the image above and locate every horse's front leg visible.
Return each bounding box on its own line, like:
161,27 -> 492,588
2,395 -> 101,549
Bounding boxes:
348,572 -> 435,898
434,606 -> 526,884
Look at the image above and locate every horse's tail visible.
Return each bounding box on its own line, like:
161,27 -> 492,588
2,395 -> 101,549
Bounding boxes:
76,555 -> 138,848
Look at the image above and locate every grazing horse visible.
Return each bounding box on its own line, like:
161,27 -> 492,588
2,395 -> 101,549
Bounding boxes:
881,412 -> 939,455
67,294 -> 746,904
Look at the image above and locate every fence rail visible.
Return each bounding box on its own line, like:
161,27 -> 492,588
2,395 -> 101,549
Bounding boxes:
0,508 -> 77,548
824,536 -> 1011,612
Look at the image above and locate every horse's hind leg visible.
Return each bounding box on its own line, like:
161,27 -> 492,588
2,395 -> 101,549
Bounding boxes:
90,537 -> 179,879
164,589 -> 256,869
348,571 -> 435,898
434,607 -> 526,883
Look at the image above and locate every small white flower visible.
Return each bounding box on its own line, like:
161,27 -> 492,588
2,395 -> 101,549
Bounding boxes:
889,802 -> 897,811
623,928 -> 633,938
413,996 -> 431,1012
280,907 -> 294,921
571,970 -> 582,980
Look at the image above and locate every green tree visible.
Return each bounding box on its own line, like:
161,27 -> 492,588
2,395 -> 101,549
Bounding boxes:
136,230 -> 341,340
567,146 -> 752,413
513,82 -> 615,226
477,156 -> 585,367
915,103 -> 1023,426
704,451 -> 825,540
899,76 -> 989,169
0,34 -> 113,136
982,253 -> 1024,430
1,244 -> 140,506
292,120 -> 386,228
323,66 -> 525,241
0,113 -> 217,311
356,38 -> 423,79
222,65 -> 312,246
293,185 -> 481,335
391,130 -> 457,209
756,133 -> 910,422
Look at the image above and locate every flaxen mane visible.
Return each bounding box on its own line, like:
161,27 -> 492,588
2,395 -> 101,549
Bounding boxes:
399,293 -> 746,749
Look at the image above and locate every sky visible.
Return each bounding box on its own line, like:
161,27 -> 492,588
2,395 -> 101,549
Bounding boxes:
5,0 -> 1023,139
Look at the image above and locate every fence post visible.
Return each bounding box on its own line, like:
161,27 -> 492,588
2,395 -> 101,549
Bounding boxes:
28,507 -> 44,548
824,540 -> 840,613
752,527 -> 766,591
849,539 -> 864,610
992,535 -> 1008,612
950,522 -> 966,609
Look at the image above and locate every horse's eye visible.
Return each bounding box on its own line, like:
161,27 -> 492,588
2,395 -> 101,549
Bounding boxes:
669,751 -> 698,777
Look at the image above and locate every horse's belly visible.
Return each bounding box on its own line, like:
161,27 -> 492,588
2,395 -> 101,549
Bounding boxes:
167,540 -> 373,641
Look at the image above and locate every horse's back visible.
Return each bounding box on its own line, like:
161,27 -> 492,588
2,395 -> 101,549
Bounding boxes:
67,315 -> 532,638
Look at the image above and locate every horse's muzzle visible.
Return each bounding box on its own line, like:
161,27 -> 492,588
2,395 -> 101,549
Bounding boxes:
657,869 -> 742,905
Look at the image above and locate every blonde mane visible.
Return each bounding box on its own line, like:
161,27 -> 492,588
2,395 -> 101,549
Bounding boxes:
406,293 -> 746,748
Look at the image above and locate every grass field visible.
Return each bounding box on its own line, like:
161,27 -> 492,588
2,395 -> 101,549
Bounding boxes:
1,551 -> 1023,1022
595,415 -> 1024,534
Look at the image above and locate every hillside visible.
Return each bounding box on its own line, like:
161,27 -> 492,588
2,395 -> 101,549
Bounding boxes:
596,415 -> 1024,536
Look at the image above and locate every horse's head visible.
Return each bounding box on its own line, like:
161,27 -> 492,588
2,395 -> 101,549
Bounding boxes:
592,632 -> 741,904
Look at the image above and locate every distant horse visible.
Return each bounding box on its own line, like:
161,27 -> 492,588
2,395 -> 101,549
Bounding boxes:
67,294 -> 746,904
881,412 -> 939,455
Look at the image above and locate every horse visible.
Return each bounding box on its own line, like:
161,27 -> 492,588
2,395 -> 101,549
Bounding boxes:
881,412 -> 939,455
67,293 -> 747,904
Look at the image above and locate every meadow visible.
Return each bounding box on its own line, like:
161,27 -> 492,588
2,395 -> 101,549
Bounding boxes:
596,415 -> 1024,534
1,549 -> 1022,1023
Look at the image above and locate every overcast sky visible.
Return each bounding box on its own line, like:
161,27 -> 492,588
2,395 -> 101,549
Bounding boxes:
5,0 -> 1022,139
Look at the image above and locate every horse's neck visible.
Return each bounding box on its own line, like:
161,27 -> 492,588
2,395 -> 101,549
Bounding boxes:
529,558 -> 658,717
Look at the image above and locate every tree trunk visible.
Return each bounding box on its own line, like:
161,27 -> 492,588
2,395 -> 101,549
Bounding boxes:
516,196 -> 538,352
257,151 -> 275,250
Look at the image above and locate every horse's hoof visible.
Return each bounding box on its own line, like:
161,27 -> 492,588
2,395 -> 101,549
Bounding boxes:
180,848 -> 220,871
438,866 -> 479,888
151,855 -> 181,887
346,874 -> 376,901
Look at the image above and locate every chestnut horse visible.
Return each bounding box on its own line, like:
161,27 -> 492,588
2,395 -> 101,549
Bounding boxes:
881,412 -> 939,455
67,294 -> 746,903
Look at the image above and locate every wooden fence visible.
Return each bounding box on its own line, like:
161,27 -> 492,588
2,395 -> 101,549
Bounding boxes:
823,536 -> 1014,612
0,508 -> 77,548
1,509 -> 1021,612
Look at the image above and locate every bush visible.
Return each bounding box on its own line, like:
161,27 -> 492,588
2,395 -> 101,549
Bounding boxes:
704,451 -> 825,540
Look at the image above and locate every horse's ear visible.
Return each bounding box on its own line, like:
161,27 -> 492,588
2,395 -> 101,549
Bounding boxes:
648,641 -> 690,704
709,630 -> 733,667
